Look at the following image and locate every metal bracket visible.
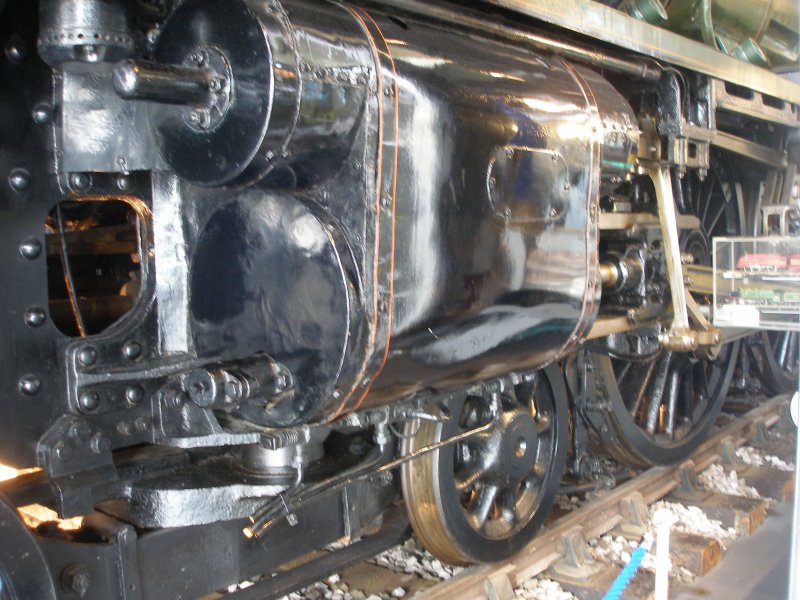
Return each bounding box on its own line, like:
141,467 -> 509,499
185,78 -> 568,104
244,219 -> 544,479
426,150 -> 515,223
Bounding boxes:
616,492 -> 649,538
36,416 -> 119,517
551,528 -> 603,580
670,460 -> 711,502
719,438 -> 749,473
484,566 -> 516,600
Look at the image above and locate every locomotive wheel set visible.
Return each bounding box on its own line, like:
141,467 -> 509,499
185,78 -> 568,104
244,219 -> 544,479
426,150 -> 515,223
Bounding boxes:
0,0 -> 798,597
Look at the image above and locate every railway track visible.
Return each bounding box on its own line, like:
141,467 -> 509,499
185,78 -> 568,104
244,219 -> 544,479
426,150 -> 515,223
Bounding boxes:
249,394 -> 796,600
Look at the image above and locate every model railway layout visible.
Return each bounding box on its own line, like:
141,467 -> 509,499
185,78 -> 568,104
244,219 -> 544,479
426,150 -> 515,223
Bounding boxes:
0,0 -> 798,598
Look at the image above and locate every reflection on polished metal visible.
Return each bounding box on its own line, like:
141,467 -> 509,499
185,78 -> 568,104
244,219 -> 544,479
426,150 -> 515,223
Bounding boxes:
472,0 -> 800,103
241,442 -> 324,472
112,59 -> 215,106
0,0 -> 798,595
665,0 -> 799,67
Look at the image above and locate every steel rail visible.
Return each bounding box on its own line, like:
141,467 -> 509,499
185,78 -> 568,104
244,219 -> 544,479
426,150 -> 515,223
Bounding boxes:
416,394 -> 788,600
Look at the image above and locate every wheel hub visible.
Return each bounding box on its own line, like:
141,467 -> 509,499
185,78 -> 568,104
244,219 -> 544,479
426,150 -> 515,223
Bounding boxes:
494,409 -> 539,483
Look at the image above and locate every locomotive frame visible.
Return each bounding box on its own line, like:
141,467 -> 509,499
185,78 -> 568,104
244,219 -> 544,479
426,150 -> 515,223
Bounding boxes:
0,0 -> 798,597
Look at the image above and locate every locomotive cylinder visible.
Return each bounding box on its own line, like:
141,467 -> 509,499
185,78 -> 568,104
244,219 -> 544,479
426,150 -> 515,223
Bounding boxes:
165,0 -> 639,426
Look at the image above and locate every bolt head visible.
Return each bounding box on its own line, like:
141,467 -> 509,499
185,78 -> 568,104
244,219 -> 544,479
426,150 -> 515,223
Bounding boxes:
116,174 -> 132,191
4,36 -> 27,63
79,391 -> 100,412
61,564 -> 91,597
90,433 -> 111,454
68,421 -> 91,441
77,346 -> 98,367
53,442 -> 73,461
32,103 -> 53,125
8,168 -> 30,191
122,340 -> 142,360
18,374 -> 41,396
19,238 -> 42,259
125,384 -> 144,406
24,306 -> 46,327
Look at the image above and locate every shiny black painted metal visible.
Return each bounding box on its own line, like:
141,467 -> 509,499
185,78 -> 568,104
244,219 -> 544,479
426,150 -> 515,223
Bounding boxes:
176,0 -> 638,425
2,472 -> 398,600
0,0 -> 641,465
355,11 -> 637,407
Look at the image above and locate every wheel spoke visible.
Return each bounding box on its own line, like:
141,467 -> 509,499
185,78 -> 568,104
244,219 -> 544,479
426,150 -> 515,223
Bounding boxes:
690,363 -> 710,423
700,173 -> 719,223
706,199 -> 728,236
787,333 -> 798,373
616,361 -> 632,384
630,360 -> 656,416
777,331 -> 791,369
468,484 -> 499,529
499,488 -> 518,524
664,369 -> 681,438
455,469 -> 483,493
536,414 -> 551,434
645,351 -> 673,434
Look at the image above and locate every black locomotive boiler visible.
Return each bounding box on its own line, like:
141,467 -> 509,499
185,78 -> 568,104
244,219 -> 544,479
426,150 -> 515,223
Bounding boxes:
0,0 -> 797,597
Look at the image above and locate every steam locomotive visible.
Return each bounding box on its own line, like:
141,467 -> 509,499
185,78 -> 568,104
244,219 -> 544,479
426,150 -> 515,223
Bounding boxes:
0,0 -> 797,597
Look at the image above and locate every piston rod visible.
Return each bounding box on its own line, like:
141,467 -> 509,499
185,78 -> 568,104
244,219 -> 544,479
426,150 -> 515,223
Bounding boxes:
112,59 -> 214,105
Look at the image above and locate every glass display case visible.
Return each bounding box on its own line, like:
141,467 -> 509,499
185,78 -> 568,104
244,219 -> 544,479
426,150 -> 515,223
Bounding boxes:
713,236 -> 800,330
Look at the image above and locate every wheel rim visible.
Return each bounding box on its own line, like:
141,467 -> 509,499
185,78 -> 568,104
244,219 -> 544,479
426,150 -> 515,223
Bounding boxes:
594,156 -> 743,466
400,366 -> 567,564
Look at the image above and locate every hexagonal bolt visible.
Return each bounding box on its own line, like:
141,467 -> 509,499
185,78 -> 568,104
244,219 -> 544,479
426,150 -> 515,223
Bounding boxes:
53,442 -> 73,461
61,564 -> 91,597
68,421 -> 91,441
90,433 -> 111,455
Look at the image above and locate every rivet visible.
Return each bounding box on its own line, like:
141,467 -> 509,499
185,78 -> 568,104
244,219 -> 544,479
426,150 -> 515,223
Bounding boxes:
125,384 -> 144,406
19,238 -> 42,259
8,168 -> 30,191
4,35 -> 27,63
18,374 -> 41,395
121,340 -> 141,360
24,307 -> 46,327
69,172 -> 91,191
32,103 -> 53,125
77,346 -> 98,367
116,174 -> 132,191
78,391 -> 100,411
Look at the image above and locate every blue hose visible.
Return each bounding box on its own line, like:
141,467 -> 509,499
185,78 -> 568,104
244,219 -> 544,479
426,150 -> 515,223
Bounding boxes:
601,541 -> 649,600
